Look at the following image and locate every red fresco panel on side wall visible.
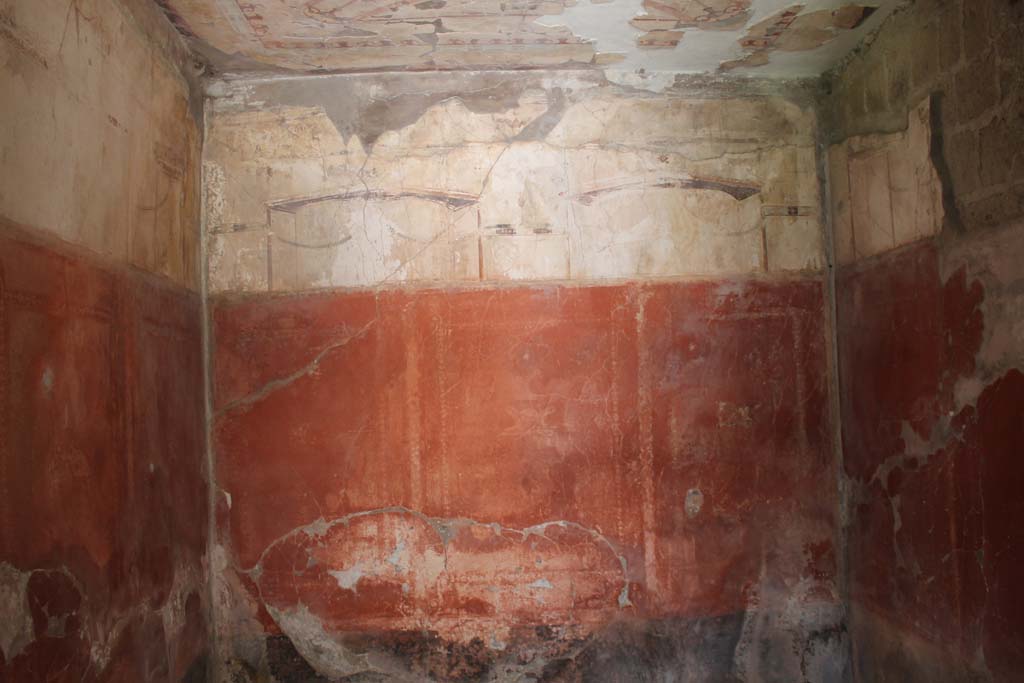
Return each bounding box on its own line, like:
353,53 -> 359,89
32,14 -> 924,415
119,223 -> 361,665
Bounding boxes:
838,239 -> 1023,677
0,225 -> 207,683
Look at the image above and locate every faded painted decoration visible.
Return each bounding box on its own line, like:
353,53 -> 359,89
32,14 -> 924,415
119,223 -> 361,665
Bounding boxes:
205,72 -> 824,293
1,0 -> 202,290
719,3 -> 876,70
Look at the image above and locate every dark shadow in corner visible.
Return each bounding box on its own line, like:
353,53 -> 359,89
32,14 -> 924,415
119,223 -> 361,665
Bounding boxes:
929,91 -> 965,235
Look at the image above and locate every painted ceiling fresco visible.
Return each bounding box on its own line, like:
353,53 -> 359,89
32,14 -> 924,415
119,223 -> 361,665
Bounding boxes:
157,0 -> 900,75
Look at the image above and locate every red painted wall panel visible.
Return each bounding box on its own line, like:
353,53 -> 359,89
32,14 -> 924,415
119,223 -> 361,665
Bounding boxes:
838,240 -> 1024,680
0,224 -> 208,682
212,277 -> 840,677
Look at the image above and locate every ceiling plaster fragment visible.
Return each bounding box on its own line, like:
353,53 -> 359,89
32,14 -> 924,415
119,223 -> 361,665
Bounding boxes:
720,3 -> 879,71
156,0 -> 898,78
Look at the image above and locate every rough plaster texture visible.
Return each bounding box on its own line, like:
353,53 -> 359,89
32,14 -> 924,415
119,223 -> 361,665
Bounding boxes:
1,0 -> 202,290
204,71 -> 827,294
156,0 -> 901,78
827,0 -> 1024,679
210,277 -> 845,681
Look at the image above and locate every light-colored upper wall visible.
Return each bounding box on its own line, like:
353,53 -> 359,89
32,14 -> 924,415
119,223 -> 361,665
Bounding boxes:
204,71 -> 827,295
1,0 -> 202,290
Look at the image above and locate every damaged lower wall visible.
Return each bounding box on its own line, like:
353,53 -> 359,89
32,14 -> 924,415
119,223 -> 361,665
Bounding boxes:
0,0 -> 208,681
204,71 -> 847,681
828,0 -> 1024,680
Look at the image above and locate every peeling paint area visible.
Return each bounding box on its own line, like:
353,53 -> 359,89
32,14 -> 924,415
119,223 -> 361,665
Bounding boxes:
211,276 -> 842,679
719,3 -> 876,71
158,0 -> 602,72
255,509 -> 631,644
631,0 -> 752,49
204,72 -> 825,293
156,0 -> 899,77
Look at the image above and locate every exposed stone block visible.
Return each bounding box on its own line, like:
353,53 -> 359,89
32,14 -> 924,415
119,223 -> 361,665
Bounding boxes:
954,51 -> 999,124
960,182 -> 1024,232
910,20 -> 941,93
863,55 -> 891,117
938,5 -> 963,71
946,128 -> 982,196
978,116 -> 1020,187
962,0 -> 993,61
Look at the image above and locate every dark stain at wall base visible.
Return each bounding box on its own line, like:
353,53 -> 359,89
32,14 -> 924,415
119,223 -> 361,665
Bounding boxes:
227,612 -> 849,682
236,615 -> 739,682
539,615 -> 745,682
266,636 -> 330,683
184,654 -> 211,683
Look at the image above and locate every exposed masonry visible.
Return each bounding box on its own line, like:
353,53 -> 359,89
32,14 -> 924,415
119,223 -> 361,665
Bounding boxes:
827,0 -> 1023,234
